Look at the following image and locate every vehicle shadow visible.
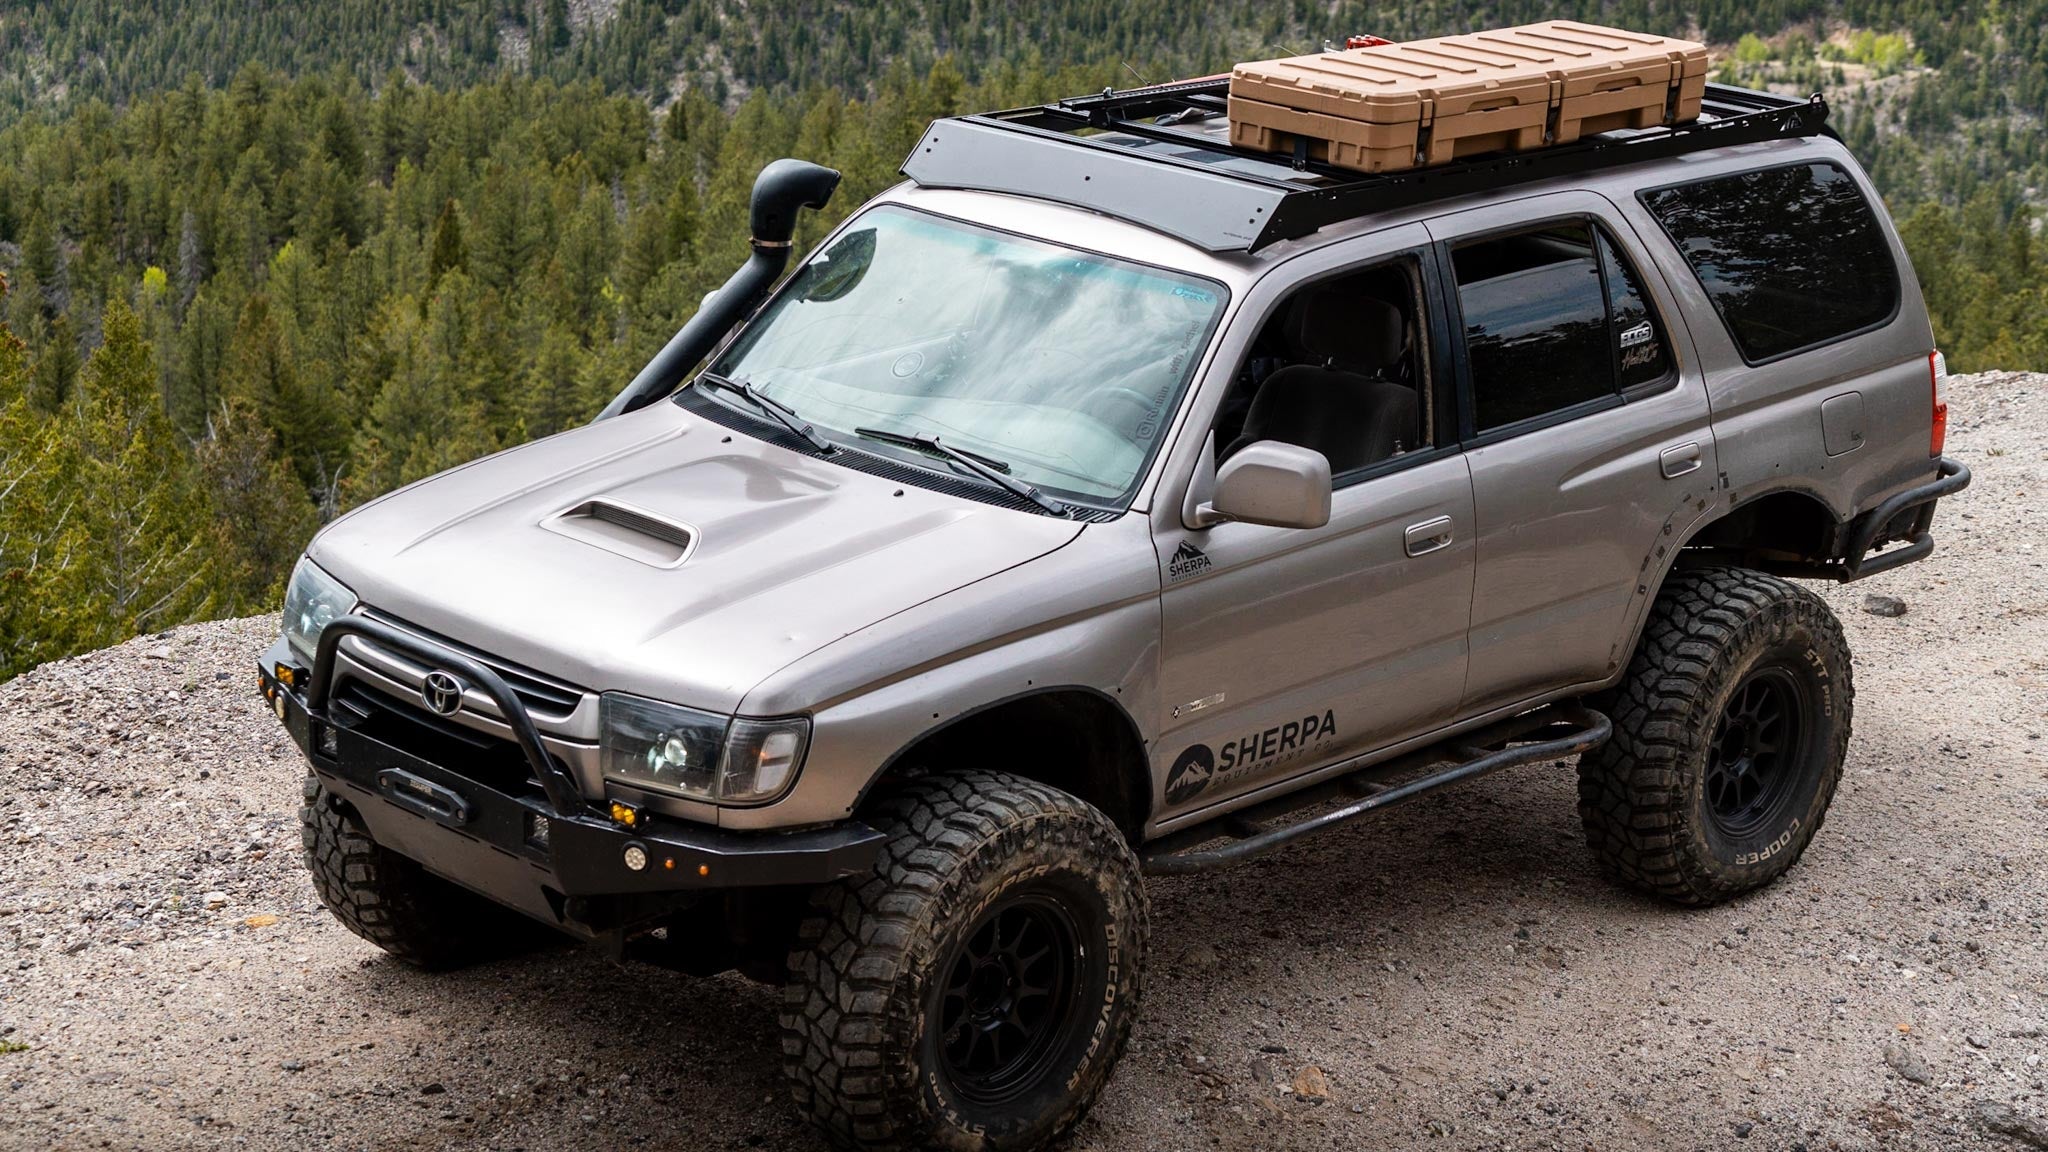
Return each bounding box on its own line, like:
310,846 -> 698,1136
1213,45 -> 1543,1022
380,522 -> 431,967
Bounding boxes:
303,750 -> 1893,1151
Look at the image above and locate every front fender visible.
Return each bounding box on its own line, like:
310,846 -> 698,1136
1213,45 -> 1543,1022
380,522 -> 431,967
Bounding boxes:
715,515 -> 1163,831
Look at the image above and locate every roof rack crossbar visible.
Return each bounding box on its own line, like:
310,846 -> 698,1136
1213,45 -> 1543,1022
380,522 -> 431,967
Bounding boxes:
902,83 -> 1830,254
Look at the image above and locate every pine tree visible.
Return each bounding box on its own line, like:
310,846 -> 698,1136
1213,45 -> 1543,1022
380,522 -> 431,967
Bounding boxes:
196,397 -> 319,605
519,320 -> 591,438
544,0 -> 572,57
0,383 -> 97,678
28,313 -> 81,414
345,285 -> 499,501
69,299 -> 219,644
427,198 -> 468,286
175,208 -> 205,315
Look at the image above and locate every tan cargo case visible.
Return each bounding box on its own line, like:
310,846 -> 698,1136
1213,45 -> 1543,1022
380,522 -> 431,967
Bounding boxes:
1228,21 -> 1711,173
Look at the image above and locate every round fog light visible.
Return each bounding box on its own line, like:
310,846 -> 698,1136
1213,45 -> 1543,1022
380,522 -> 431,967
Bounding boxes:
622,844 -> 649,872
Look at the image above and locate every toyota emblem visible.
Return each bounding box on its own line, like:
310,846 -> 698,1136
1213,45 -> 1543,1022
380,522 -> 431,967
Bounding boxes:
421,670 -> 465,716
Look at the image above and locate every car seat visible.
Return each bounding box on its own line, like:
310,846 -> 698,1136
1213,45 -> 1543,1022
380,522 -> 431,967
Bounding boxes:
1225,292 -> 1417,474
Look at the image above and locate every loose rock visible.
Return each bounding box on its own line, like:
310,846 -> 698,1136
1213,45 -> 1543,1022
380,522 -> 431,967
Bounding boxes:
1974,1101 -> 2048,1150
1884,1043 -> 1933,1085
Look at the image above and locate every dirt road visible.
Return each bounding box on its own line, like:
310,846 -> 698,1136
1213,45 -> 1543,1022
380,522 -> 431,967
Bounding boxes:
3,372 -> 2044,1151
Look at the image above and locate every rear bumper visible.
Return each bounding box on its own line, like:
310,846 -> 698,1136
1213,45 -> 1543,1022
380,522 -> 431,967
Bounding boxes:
258,626 -> 884,934
1833,456 -> 1970,581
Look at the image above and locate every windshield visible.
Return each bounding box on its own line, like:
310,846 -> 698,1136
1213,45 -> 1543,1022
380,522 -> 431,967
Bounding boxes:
708,205 -> 1228,505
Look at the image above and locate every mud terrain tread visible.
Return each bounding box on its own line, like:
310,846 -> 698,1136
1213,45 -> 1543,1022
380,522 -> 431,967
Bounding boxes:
299,775 -> 528,969
781,770 -> 1147,1150
1577,567 -> 1853,905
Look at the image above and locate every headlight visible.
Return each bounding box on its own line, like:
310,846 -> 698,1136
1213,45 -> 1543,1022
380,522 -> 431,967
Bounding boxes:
281,558 -> 358,665
599,692 -> 810,805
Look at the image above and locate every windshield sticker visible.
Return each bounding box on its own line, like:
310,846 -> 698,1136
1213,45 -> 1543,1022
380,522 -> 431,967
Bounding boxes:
1165,710 -> 1338,805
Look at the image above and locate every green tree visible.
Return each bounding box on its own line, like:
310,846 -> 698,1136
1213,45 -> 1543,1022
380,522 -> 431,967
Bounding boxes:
427,198 -> 468,286
196,397 -> 320,604
69,299 -> 219,643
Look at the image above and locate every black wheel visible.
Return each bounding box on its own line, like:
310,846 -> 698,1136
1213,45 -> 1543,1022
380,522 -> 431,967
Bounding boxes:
299,775 -> 547,969
1578,567 -> 1853,905
781,771 -> 1147,1151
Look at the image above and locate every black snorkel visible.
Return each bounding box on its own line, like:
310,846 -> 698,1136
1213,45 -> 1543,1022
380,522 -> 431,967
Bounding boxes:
596,158 -> 842,420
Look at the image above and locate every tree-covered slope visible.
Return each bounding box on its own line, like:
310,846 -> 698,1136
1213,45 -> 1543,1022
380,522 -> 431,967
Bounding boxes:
0,2 -> 2043,677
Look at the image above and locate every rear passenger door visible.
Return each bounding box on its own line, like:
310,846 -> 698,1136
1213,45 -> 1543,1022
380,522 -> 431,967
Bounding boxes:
1426,192 -> 1720,715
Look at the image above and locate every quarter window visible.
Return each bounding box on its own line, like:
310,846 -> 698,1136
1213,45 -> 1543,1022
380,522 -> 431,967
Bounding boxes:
1597,227 -> 1672,391
1640,162 -> 1899,362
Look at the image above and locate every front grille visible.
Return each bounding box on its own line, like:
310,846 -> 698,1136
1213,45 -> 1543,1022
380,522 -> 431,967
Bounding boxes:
356,610 -> 586,716
332,680 -> 548,799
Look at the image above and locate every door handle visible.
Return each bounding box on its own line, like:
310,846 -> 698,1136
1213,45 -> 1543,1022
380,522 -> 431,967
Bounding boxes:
1659,441 -> 1703,479
1404,516 -> 1454,557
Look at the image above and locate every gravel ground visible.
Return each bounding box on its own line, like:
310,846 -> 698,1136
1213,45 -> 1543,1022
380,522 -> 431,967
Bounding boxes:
2,371 -> 2044,1152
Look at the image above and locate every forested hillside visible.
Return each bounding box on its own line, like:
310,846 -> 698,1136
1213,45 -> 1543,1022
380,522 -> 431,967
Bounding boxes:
0,2 -> 2044,678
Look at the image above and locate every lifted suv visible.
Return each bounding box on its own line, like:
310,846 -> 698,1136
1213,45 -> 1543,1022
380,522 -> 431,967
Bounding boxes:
262,81 -> 1966,1150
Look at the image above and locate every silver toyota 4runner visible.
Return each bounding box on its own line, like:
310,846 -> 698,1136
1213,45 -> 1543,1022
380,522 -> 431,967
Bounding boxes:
260,82 -> 1968,1150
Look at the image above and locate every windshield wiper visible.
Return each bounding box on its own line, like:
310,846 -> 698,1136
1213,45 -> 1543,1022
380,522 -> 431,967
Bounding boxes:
853,427 -> 1072,518
695,372 -> 834,454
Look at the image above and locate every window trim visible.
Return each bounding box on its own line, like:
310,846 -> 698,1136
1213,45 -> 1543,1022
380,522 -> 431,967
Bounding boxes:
1212,247 -> 1453,493
1636,159 -> 1903,368
1437,213 -> 1638,446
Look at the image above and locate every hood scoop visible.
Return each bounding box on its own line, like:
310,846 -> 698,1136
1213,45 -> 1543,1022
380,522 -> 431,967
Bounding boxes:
542,499 -> 699,568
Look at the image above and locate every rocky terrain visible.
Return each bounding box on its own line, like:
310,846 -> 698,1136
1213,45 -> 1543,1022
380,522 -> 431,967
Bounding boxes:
2,371 -> 2044,1152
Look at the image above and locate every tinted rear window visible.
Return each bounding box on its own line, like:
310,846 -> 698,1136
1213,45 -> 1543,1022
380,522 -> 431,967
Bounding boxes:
1640,162 -> 1899,362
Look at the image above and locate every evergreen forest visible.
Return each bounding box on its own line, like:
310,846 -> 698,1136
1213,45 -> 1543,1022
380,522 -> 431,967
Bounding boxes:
0,2 -> 2043,677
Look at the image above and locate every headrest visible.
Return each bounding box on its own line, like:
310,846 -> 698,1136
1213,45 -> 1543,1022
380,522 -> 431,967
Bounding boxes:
1291,292 -> 1405,372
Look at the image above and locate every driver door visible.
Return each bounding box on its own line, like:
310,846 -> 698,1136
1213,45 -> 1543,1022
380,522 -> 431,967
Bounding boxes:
1150,237 -> 1475,820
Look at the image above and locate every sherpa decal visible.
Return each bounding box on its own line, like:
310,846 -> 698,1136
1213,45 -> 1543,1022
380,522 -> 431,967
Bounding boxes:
1164,709 -> 1339,805
1168,541 -> 1213,583
1164,744 -> 1215,805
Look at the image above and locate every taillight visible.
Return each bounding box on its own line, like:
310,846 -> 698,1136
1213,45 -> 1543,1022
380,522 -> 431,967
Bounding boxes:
1929,350 -> 1948,457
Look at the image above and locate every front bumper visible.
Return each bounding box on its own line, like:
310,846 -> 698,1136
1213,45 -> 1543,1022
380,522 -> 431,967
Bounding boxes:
258,619 -> 884,934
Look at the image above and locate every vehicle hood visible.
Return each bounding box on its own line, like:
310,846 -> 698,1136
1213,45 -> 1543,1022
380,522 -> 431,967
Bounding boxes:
308,402 -> 1084,713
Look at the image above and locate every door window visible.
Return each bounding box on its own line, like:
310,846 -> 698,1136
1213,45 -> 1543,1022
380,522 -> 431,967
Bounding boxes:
1451,220 -> 1676,433
1210,258 -> 1432,481
1452,223 -> 1612,432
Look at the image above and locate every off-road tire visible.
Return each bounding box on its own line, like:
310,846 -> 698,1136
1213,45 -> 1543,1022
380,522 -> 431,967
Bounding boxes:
781,771 -> 1148,1151
1578,567 -> 1853,905
299,775 -> 540,969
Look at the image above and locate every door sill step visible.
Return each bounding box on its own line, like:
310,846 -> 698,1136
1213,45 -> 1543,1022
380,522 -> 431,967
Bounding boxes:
1141,704 -> 1611,875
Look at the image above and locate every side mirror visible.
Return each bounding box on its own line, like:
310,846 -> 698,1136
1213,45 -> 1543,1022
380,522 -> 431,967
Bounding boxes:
1196,441 -> 1332,530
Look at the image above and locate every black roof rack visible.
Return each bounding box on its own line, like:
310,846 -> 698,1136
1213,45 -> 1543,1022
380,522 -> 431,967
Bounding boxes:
901,80 -> 1830,253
